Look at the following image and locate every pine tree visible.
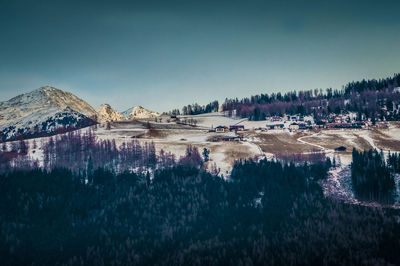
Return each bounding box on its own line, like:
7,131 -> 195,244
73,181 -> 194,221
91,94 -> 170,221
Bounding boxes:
202,148 -> 210,162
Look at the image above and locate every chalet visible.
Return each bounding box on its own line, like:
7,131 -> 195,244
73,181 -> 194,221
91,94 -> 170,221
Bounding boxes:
289,123 -> 299,131
215,126 -> 228,133
271,116 -> 282,122
229,125 -> 245,131
266,124 -> 284,130
348,112 -> 358,121
298,123 -> 308,130
334,116 -> 345,124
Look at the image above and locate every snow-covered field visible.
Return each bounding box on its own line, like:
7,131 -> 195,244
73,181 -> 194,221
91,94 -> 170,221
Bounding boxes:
94,121 -> 263,176
179,112 -> 291,129
6,111 -> 400,208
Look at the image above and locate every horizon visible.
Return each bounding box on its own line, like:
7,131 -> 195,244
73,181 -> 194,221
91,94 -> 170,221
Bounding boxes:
1,72 -> 399,114
1,0 -> 400,112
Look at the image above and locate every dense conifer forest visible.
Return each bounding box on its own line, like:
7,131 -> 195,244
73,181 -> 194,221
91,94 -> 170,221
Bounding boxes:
1,157 -> 400,265
351,149 -> 396,203
171,74 -> 400,121
224,73 -> 400,120
2,128 -> 400,265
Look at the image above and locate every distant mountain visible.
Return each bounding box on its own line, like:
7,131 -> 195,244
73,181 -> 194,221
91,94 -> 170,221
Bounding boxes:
122,106 -> 160,119
96,104 -> 126,123
0,86 -> 97,141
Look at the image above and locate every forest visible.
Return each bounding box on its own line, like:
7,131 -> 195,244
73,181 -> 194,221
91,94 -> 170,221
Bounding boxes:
0,129 -> 175,174
171,74 -> 400,121
168,100 -> 220,116
2,131 -> 400,265
222,73 -> 400,120
351,149 -> 396,204
1,152 -> 400,265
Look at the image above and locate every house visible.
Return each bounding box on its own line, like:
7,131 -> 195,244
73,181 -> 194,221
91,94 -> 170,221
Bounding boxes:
288,122 -> 308,130
289,123 -> 299,131
266,124 -> 284,130
334,116 -> 345,124
334,146 -> 347,151
298,123 -> 308,130
215,126 -> 228,133
271,116 -> 282,122
229,125 -> 245,131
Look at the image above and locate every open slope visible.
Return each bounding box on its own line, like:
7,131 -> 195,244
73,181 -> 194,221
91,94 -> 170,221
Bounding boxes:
0,86 -> 97,141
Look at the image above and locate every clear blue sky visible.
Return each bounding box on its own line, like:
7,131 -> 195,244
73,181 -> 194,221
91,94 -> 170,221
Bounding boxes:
1,0 -> 399,113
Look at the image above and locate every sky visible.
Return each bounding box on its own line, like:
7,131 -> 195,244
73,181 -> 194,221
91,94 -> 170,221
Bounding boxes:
0,0 -> 399,113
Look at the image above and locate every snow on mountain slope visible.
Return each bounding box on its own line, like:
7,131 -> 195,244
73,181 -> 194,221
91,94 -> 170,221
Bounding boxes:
0,86 -> 97,141
96,104 -> 126,123
122,106 -> 160,119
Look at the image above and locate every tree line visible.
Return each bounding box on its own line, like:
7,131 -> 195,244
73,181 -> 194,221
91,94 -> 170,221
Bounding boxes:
222,74 -> 400,120
167,74 -> 400,121
168,100 -> 219,116
0,130 -> 209,175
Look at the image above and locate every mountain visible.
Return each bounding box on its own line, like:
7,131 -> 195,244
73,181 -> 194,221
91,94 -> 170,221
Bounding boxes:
96,104 -> 126,123
122,106 -> 160,119
0,86 -> 97,141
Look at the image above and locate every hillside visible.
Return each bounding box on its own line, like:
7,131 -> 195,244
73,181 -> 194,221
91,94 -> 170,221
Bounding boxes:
0,86 -> 97,141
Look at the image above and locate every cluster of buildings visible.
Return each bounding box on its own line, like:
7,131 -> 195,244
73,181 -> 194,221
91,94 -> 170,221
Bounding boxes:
211,125 -> 245,133
209,112 -> 378,142
210,125 -> 245,142
265,114 -> 314,132
264,112 -> 373,131
316,113 -> 370,130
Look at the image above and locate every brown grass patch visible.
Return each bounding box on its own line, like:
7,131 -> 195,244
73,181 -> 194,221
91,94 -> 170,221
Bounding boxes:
370,129 -> 400,151
253,132 -> 318,154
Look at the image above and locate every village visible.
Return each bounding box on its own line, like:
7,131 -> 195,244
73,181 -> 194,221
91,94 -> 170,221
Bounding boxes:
204,111 -> 384,143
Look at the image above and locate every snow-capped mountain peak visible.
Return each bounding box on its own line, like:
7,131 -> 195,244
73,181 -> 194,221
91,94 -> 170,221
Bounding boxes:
0,86 -> 97,141
96,104 -> 126,123
36,86 -> 97,118
122,106 -> 160,119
